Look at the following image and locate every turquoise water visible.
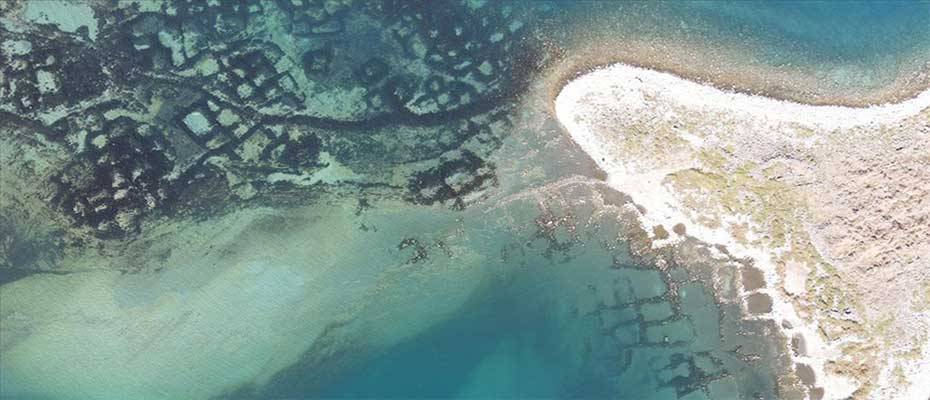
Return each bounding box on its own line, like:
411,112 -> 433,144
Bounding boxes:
250,183 -> 790,400
312,283 -> 616,399
2,1 -> 927,399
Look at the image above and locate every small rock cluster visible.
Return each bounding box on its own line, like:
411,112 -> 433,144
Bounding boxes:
277,0 -> 354,37
408,149 -> 496,210
126,1 -> 262,70
383,0 -> 531,115
1,34 -> 107,115
51,117 -> 173,237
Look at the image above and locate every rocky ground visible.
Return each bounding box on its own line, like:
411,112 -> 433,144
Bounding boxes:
556,63 -> 930,400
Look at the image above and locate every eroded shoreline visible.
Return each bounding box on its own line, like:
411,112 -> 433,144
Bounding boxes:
554,63 -> 930,400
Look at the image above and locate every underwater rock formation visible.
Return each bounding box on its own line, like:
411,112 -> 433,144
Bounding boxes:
1,0 -> 542,246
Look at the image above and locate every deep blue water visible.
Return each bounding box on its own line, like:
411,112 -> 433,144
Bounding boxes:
680,0 -> 930,65
552,0 -> 930,91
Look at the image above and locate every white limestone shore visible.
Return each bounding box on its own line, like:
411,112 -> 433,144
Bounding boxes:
555,63 -> 930,400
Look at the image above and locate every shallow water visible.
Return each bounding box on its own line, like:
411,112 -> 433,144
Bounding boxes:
252,182 -> 789,400
1,0 -> 927,399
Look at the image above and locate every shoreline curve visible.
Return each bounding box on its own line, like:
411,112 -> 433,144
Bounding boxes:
554,62 -> 930,400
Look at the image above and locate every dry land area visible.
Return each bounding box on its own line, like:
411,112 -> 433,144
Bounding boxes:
555,63 -> 930,400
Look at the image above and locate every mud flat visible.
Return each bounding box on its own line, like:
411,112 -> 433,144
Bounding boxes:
555,63 -> 930,400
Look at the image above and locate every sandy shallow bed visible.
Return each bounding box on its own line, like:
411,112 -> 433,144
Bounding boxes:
555,63 -> 930,400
